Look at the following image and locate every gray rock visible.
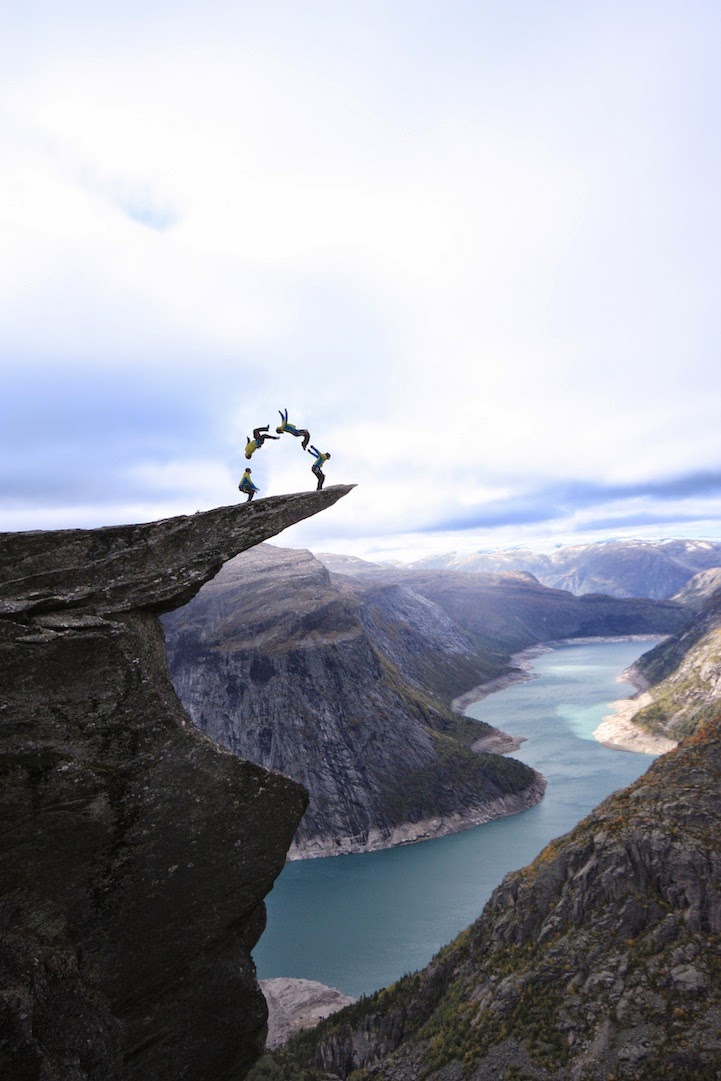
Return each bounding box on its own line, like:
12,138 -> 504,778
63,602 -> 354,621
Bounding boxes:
0,488 -> 352,1081
259,978 -> 356,1048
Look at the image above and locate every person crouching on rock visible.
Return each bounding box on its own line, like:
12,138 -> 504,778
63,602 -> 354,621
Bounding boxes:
276,408 -> 311,450
308,445 -> 331,490
238,467 -> 259,502
245,425 -> 280,459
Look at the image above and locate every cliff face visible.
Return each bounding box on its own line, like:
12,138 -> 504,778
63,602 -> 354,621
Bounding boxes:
671,567 -> 721,610
629,588 -> 721,741
163,545 -> 543,859
265,712 -> 721,1080
0,487 -> 352,1081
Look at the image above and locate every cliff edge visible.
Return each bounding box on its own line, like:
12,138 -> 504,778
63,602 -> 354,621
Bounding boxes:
0,487 -> 352,1081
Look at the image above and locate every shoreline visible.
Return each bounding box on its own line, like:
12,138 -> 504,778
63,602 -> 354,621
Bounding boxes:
452,634 -> 668,716
593,660 -> 678,755
451,645 -> 547,719
289,635 -> 670,860
287,777 -> 546,860
453,634 -> 674,758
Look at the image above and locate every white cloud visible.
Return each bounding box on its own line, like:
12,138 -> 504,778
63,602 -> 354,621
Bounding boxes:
2,3 -> 721,556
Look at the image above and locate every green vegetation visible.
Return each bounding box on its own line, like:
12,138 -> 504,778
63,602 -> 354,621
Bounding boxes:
374,649 -> 496,746
379,728 -> 533,825
632,626 -> 721,740
246,1056 -> 328,1081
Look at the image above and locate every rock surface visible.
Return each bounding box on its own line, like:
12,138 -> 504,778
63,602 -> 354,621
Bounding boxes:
0,487 -> 352,1081
259,978 -> 356,1049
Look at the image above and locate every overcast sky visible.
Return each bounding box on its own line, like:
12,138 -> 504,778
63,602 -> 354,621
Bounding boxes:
2,1 -> 721,562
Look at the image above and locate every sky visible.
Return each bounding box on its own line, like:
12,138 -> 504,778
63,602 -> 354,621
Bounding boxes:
2,1 -> 721,563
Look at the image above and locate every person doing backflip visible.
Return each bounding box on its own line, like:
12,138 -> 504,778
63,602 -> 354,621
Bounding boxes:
276,408 -> 310,450
245,425 -> 279,460
238,467 -> 259,502
308,445 -> 331,490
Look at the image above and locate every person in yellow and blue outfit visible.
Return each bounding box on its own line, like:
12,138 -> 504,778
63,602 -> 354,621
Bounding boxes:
308,445 -> 331,490
245,425 -> 279,459
275,408 -> 310,450
238,467 -> 259,502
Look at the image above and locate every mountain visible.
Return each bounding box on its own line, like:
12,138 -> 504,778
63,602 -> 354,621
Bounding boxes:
0,487 -> 352,1081
314,551 -> 387,576
347,566 -> 689,652
162,544 -> 545,859
395,538 -> 721,599
257,708 -> 721,1080
624,588 -> 721,743
163,547 -> 689,857
671,566 -> 721,610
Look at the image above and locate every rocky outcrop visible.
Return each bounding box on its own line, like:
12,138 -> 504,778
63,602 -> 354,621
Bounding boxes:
263,711 -> 721,1080
259,979 -> 356,1049
0,487 -> 352,1081
163,545 -> 544,859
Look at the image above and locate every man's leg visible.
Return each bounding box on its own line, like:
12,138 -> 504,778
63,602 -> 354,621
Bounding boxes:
300,429 -> 311,450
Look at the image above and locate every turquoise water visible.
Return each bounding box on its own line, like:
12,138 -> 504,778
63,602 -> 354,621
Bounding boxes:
253,639 -> 660,998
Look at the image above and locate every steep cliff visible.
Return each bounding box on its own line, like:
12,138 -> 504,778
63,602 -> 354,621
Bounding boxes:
163,545 -> 543,858
260,712 -> 721,1080
0,487 -> 352,1081
628,588 -> 721,742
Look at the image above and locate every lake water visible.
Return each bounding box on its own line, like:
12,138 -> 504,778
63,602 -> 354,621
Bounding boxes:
253,638 -> 660,998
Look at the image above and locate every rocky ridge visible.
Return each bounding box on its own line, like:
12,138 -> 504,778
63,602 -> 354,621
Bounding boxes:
0,487 -> 352,1081
259,979 -> 356,1050
258,710 -> 721,1080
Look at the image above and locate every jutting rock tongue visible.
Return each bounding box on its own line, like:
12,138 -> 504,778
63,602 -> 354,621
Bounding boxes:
0,487 -> 354,1081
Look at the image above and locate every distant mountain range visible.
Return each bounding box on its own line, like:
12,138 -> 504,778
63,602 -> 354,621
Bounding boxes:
320,538 -> 721,600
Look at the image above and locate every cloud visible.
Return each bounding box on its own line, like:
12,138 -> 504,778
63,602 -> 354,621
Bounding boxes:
419,472 -> 721,536
1,3 -> 721,555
